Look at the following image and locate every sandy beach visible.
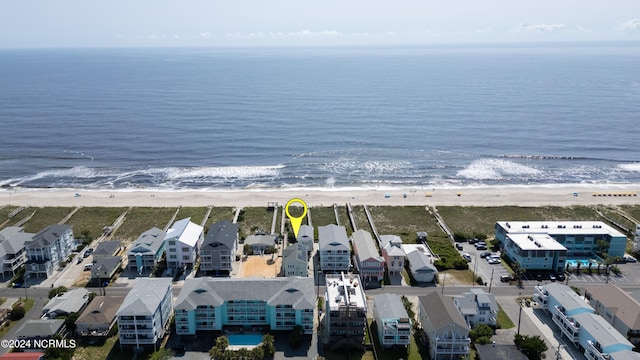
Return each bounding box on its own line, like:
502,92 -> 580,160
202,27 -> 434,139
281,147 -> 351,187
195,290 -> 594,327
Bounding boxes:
2,185 -> 640,208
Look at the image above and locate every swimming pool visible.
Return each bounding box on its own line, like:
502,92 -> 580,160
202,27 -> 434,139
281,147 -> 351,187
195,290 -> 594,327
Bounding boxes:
227,334 -> 263,347
565,258 -> 600,269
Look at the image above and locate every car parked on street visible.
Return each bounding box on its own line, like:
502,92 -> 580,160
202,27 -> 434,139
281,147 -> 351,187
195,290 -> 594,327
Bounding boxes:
456,243 -> 464,250
624,255 -> 637,263
463,253 -> 472,262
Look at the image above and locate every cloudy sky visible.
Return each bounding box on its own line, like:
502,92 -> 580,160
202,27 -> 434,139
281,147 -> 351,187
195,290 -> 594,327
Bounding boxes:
1,0 -> 639,48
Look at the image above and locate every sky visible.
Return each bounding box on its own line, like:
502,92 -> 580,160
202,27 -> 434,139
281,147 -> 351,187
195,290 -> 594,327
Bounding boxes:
1,0 -> 640,48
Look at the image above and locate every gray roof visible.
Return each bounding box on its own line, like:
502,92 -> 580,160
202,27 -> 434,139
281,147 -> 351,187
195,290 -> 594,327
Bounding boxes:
0,227 -> 32,257
545,283 -> 594,314
175,277 -> 314,311
455,297 -> 477,316
17,319 -> 65,338
406,250 -> 437,273
92,256 -> 122,276
373,293 -> 410,320
379,234 -> 402,248
94,241 -> 120,256
202,221 -> 238,250
418,292 -> 468,332
128,227 -> 166,256
573,312 -> 632,350
245,233 -> 277,247
76,296 -> 125,326
584,284 -> 640,330
318,224 -> 349,251
117,278 -> 172,316
28,224 -> 71,248
476,344 -> 528,360
351,230 -> 383,262
283,243 -> 307,264
297,225 -> 314,241
43,288 -> 90,316
470,288 -> 498,311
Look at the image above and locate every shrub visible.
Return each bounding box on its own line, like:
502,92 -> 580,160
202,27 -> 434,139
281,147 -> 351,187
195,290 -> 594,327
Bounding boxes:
10,306 -> 25,320
48,286 -> 68,299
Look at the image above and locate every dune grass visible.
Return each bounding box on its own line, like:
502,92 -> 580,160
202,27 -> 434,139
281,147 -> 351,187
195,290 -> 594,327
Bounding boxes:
21,206 -> 77,232
114,207 -> 177,241
67,207 -> 128,240
175,206 -> 208,225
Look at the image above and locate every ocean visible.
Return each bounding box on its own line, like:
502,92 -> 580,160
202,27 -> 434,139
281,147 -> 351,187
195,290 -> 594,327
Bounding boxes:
1,43 -> 640,191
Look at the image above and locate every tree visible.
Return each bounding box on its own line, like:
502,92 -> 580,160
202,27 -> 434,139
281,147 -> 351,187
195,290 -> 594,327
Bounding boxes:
514,334 -> 548,360
512,262 -> 525,287
262,334 -> 275,358
469,324 -> 493,343
44,335 -> 74,360
10,305 -> 25,321
148,349 -> 172,360
251,346 -> 264,359
48,285 -> 68,299
63,312 -> 79,333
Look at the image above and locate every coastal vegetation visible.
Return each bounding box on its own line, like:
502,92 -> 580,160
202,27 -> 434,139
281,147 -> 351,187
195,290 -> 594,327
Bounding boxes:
21,206 -> 75,232
67,207 -> 127,242
114,207 -> 176,241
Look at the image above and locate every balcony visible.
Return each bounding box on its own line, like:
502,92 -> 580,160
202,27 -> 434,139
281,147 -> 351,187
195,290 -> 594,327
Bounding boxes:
533,286 -> 550,309
552,306 -> 580,342
584,340 -> 610,360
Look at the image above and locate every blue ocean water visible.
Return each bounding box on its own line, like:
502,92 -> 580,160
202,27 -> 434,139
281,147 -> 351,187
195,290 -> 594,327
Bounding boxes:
1,43 -> 640,190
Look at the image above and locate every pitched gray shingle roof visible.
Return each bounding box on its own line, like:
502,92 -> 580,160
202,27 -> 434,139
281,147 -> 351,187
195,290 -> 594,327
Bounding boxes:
351,230 -> 383,262
585,284 -> 640,330
117,278 -> 172,316
0,227 -> 33,258
94,241 -> 120,256
28,224 -> 71,248
318,224 -> 349,251
92,256 -> 122,277
76,296 -> 125,326
419,292 -> 468,332
202,221 -> 238,250
128,227 -> 166,255
43,288 -> 90,317
406,250 -> 437,272
175,277 -> 314,311
373,293 -> 410,320
17,319 -> 65,338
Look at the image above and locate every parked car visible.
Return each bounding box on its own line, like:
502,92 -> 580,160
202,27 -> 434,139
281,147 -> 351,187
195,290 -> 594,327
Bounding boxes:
83,263 -> 93,271
500,275 -> 512,282
463,253 -> 472,262
479,251 -> 492,258
475,244 -> 488,250
468,238 -> 479,244
488,258 -> 501,264
556,273 -> 565,281
455,243 -> 464,250
624,255 -> 637,263
83,251 -> 91,258
77,256 -> 83,264
549,274 -> 557,282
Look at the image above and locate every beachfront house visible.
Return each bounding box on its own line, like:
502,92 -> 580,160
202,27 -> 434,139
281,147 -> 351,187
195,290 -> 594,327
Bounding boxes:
116,278 -> 173,350
379,235 -> 405,275
75,295 -> 124,338
584,284 -> 640,345
90,256 -> 122,284
325,272 -> 368,350
93,240 -> 121,259
200,220 -> 239,275
0,227 -> 33,277
319,224 -> 351,273
405,249 -> 438,283
174,276 -> 315,336
495,221 -> 627,260
418,292 -> 471,360
24,224 -> 74,278
453,288 -> 498,327
297,224 -> 314,253
164,218 -> 204,269
127,227 -> 166,275
351,230 -> 384,283
244,233 -> 278,255
373,293 -> 411,348
282,243 -> 308,277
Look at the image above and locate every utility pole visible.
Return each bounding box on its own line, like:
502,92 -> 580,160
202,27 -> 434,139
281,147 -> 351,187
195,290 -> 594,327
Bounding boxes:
517,300 -> 524,336
488,268 -> 495,293
441,273 -> 446,294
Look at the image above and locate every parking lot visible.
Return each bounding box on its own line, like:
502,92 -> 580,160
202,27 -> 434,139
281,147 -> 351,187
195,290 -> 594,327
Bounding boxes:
455,240 -> 511,287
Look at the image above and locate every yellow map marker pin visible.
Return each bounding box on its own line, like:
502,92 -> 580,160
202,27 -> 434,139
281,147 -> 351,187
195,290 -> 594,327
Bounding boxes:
285,198 -> 308,239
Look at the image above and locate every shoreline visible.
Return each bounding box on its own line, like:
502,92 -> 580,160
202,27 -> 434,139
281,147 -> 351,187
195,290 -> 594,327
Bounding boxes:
2,184 -> 640,208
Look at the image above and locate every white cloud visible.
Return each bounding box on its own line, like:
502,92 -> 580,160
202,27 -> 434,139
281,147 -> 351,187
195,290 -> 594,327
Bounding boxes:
574,25 -> 592,34
518,22 -> 565,33
199,32 -> 211,39
619,18 -> 640,32
475,27 -> 494,34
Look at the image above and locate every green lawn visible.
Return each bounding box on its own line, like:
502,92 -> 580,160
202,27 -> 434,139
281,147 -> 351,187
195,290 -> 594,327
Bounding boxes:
497,303 -> 515,329
335,205 -> 352,235
0,298 -> 36,340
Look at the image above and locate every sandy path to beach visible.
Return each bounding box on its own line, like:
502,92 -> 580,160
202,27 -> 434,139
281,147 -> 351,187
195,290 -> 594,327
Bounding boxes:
1,185 -> 640,208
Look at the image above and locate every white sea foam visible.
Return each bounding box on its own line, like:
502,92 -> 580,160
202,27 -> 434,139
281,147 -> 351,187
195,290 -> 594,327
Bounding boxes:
319,159 -> 412,174
457,159 -> 541,180
148,165 -> 285,180
618,163 -> 640,172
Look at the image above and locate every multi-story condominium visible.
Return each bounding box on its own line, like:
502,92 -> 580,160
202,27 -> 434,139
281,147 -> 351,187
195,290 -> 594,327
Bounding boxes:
351,230 -> 384,282
405,250 -> 438,283
500,233 -> 567,273
116,278 -> 173,350
453,289 -> 498,327
495,221 -> 627,258
324,272 -> 367,350
297,224 -> 314,253
574,312 -> 633,360
533,283 -> 594,343
379,235 -> 405,275
200,220 -> 238,275
127,227 -> 166,274
610,351 -> 640,360
282,243 -> 308,277
25,224 -> 74,278
373,293 -> 411,348
319,224 -> 351,273
165,218 -> 204,269
418,292 -> 470,360
174,277 -> 314,336
0,227 -> 33,276
584,284 -> 640,345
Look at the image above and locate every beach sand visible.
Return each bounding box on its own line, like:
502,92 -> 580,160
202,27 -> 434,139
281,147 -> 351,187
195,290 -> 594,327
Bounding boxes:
1,185 -> 640,208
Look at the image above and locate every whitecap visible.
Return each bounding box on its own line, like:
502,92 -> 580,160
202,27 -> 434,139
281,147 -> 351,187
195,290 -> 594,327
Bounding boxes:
457,159 -> 541,180
618,163 -> 640,172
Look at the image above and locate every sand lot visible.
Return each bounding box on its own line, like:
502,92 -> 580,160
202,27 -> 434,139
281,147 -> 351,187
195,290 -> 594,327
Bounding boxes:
237,254 -> 282,278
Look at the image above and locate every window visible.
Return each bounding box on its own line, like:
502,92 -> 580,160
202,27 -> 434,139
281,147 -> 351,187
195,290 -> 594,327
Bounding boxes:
183,255 -> 190,260
169,255 -> 177,259
182,247 -> 190,252
169,241 -> 176,246
169,248 -> 176,252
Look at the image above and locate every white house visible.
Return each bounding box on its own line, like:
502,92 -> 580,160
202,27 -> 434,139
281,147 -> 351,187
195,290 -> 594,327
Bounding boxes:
116,278 -> 173,350
25,224 -> 75,278
297,224 -> 314,253
373,293 -> 411,348
405,250 -> 438,283
0,227 -> 33,276
164,218 -> 204,269
418,292 -> 471,360
380,235 -> 406,275
453,288 -> 498,327
319,224 -> 350,273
